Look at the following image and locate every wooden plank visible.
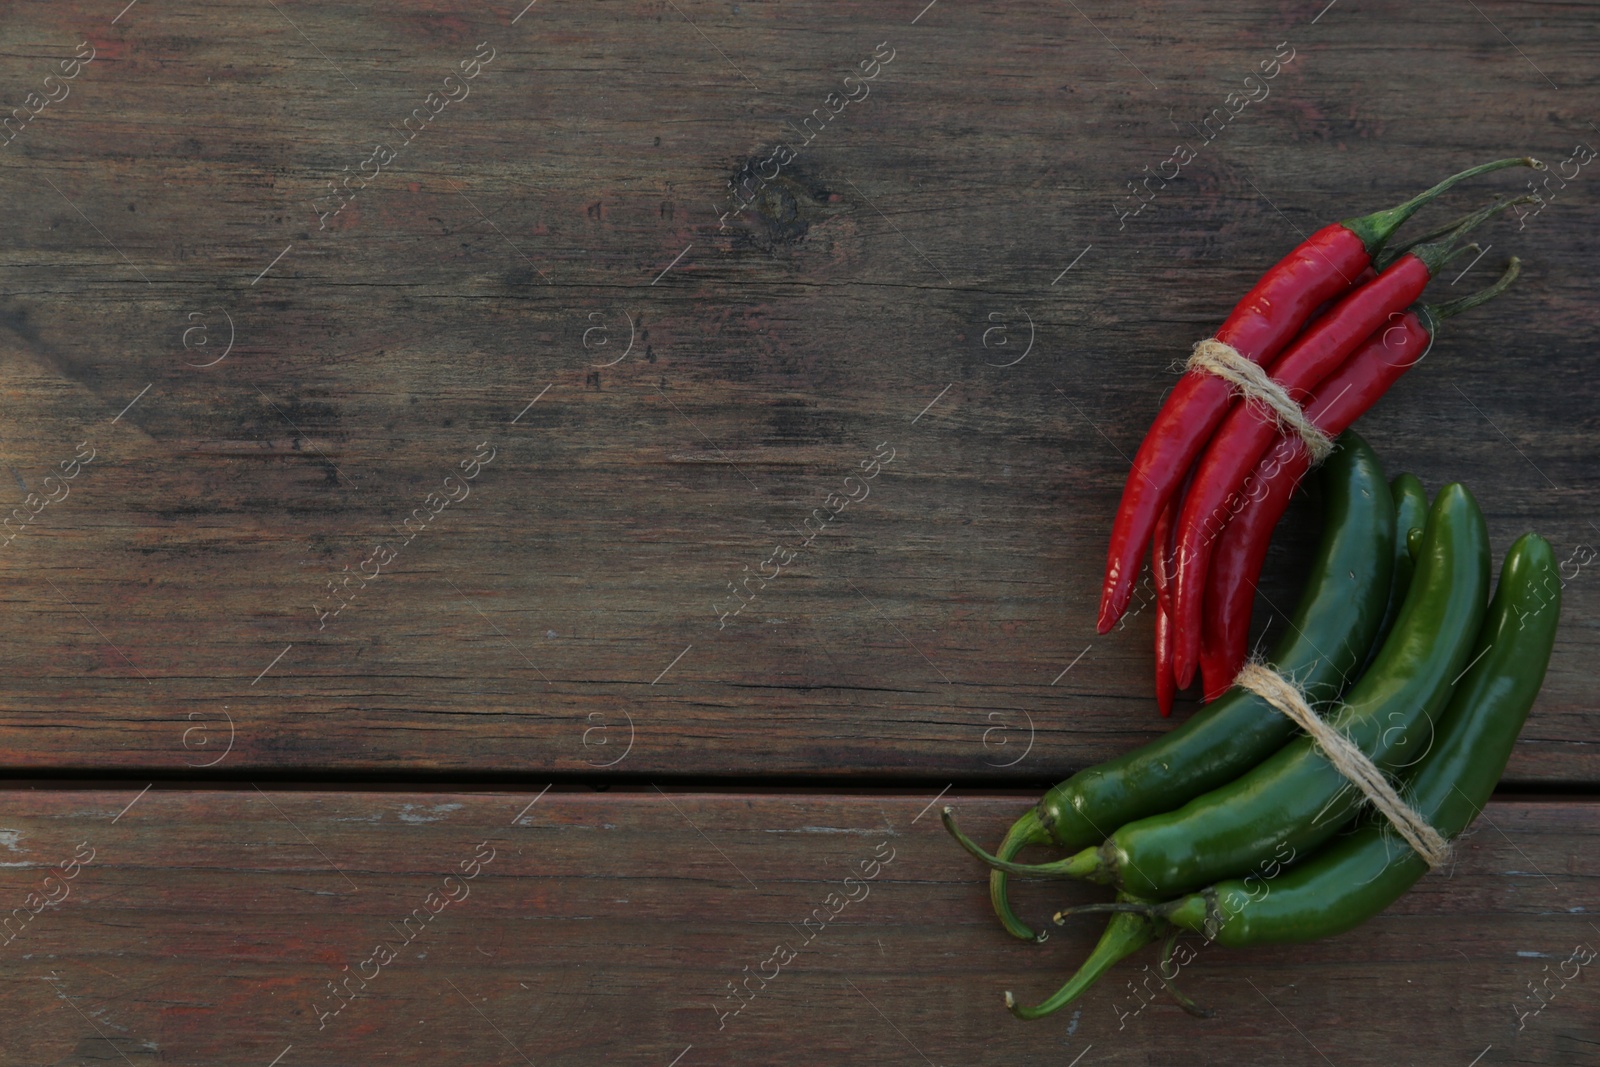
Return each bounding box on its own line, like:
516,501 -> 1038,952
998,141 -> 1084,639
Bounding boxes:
0,0 -> 1594,780
0,789 -> 1593,1065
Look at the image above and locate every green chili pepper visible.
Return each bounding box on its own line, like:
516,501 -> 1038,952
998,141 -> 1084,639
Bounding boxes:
948,431 -> 1395,940
1072,482 -> 1489,899
1362,473 -> 1429,675
1008,532 -> 1559,1019
959,481 -> 1488,902
1162,532 -> 1560,945
1005,899 -> 1159,1021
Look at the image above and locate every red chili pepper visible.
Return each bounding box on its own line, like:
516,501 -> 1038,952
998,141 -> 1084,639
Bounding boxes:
1154,259 -> 1373,623
1154,598 -> 1176,715
1095,157 -> 1539,636
1195,257 -> 1522,697
1187,252 -> 1369,700
1167,197 -> 1526,687
1198,454 -> 1287,701
1152,498 -> 1178,716
1193,217 -> 1480,696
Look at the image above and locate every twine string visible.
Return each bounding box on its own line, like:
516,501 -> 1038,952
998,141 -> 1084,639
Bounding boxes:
1188,339 -> 1335,464
1235,662 -> 1451,869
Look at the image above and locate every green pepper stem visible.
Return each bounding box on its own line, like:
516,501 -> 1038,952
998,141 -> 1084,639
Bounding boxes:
942,807 -> 1096,879
1005,910 -> 1161,1021
1430,256 -> 1521,321
1341,157 -> 1542,254
1157,929 -> 1215,1019
988,808 -> 1055,943
1409,197 -> 1535,276
1375,208 -> 1487,270
1154,891 -> 1217,937
1052,901 -> 1157,924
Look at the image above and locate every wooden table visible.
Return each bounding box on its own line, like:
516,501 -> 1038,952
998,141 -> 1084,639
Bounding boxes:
0,0 -> 1595,1062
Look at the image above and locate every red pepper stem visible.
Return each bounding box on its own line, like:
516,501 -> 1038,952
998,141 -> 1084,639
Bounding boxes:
1340,157 -> 1542,254
1431,256 -> 1522,321
1377,210 -> 1487,270
1410,196 -> 1534,275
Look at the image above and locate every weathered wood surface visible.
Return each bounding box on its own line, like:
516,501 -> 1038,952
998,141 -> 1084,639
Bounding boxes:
0,790 -> 1593,1066
0,0 -> 1595,781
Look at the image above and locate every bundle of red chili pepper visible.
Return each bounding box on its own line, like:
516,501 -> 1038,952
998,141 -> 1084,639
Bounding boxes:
1094,157 -> 1542,714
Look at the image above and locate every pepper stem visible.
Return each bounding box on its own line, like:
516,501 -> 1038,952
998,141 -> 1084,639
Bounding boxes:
1431,256 -> 1521,320
1376,211 -> 1481,270
1157,929 -> 1215,1019
1052,901 -> 1158,923
1005,909 -> 1161,1021
988,808 -> 1055,943
1409,196 -> 1535,276
1341,157 -> 1542,254
942,807 -> 1095,879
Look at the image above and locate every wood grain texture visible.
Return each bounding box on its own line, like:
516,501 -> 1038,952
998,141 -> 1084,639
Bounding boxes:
0,0 -> 1594,781
0,789 -> 1593,1066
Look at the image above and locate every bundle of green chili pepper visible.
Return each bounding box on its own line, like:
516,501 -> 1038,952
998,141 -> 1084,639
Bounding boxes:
943,431 -> 1561,1019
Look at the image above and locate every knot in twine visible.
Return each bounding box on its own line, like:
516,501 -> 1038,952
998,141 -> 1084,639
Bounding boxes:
1188,339 -> 1335,464
1234,662 -> 1451,869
